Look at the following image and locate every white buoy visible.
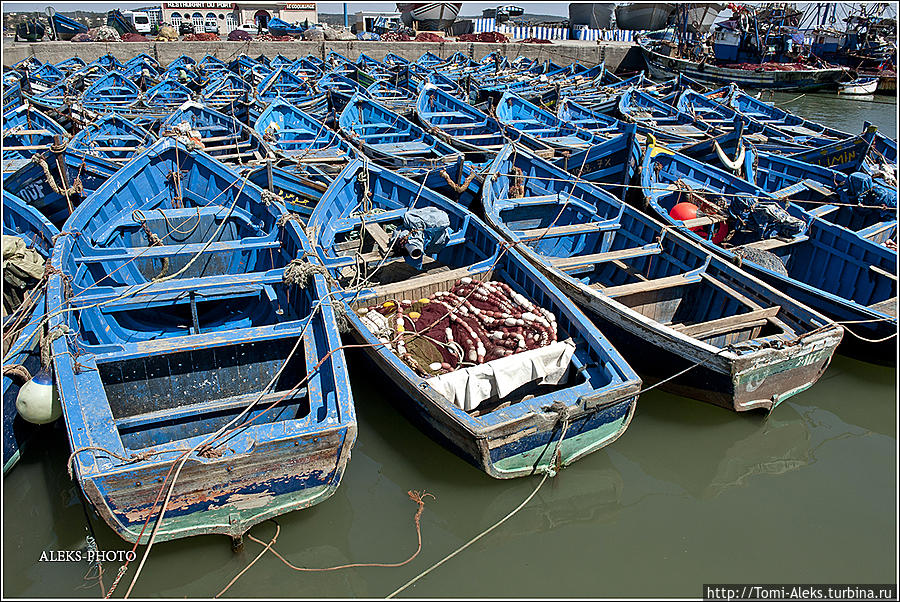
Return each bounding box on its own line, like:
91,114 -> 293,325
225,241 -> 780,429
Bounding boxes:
15,368 -> 61,425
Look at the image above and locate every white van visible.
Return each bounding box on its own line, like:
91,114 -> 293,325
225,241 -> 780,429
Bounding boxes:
123,10 -> 152,33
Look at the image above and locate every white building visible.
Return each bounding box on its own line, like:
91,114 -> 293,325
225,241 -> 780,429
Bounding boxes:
161,2 -> 317,33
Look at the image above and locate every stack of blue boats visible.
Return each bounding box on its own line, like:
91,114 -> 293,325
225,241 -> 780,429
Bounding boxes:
1,49 -> 896,547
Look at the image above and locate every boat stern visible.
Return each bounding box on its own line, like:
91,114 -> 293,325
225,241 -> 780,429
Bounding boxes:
729,326 -> 844,412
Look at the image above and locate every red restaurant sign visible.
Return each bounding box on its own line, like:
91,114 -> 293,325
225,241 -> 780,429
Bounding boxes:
163,2 -> 236,9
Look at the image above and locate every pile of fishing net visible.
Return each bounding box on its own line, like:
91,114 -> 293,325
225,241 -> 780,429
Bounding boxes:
227,29 -> 252,41
122,33 -> 148,42
458,31 -> 509,43
256,33 -> 293,41
357,278 -> 558,378
381,31 -> 411,42
302,27 -> 325,41
520,37 -> 552,44
415,32 -> 447,42
323,25 -> 355,40
156,25 -> 178,41
71,32 -> 93,42
90,26 -> 120,42
2,235 -> 45,319
183,32 -> 220,41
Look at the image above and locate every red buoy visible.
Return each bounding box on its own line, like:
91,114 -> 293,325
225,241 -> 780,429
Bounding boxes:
669,202 -> 699,228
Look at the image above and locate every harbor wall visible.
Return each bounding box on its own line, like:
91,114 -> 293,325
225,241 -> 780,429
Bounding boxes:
2,40 -> 644,72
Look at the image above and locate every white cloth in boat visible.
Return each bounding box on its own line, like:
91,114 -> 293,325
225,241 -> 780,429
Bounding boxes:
427,339 -> 576,412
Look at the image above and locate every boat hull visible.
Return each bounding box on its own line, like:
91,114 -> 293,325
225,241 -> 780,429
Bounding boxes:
615,3 -> 674,30
554,276 -> 841,411
347,325 -> 638,478
78,425 -> 355,543
640,43 -> 848,91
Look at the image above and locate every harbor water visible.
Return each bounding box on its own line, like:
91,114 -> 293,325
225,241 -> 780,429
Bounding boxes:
2,93 -> 896,598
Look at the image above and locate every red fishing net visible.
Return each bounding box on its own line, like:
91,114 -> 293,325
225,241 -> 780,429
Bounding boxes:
121,33 -> 149,42
520,37 -> 552,44
358,278 -> 558,377
415,32 -> 447,42
458,31 -> 509,43
183,32 -> 221,41
381,32 -> 411,42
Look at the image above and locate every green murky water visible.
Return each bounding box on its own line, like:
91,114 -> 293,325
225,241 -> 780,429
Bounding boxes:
3,94 -> 896,598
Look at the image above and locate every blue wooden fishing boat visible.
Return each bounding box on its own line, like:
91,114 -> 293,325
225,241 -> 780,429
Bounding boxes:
266,17 -> 306,37
68,113 -> 157,165
618,86 -> 714,142
162,101 -> 273,169
47,11 -> 88,40
92,54 -> 124,72
366,79 -> 416,115
338,93 -> 462,174
256,68 -> 327,115
3,147 -> 118,228
786,125 -> 879,174
270,54 -> 294,70
121,59 -> 161,89
495,92 -> 600,151
27,63 -> 66,95
307,159 -> 642,477
289,57 -> 324,80
169,54 -> 198,72
553,126 -> 641,191
125,53 -> 161,70
2,190 -> 59,473
726,85 -> 850,143
53,57 -> 86,76
3,79 -> 24,112
15,19 -> 45,42
415,84 -> 551,157
81,70 -> 142,115
480,145 -> 843,411
200,72 -> 252,112
642,140 -> 897,360
2,105 -> 68,173
255,99 -> 354,168
317,73 -> 371,113
752,150 -> 897,246
45,137 -> 357,544
144,80 -> 193,114
199,55 -> 229,77
674,88 -> 810,151
106,9 -> 136,35
12,57 -> 43,74
417,51 -> 444,69
246,162 -> 333,220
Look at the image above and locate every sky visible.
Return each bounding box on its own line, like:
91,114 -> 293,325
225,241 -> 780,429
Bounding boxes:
2,1 -> 572,17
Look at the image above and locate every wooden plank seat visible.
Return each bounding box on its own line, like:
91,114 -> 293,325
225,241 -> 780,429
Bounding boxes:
598,271 -> 703,297
806,204 -> 839,217
368,263 -> 484,298
74,238 -> 281,264
518,221 -> 611,239
113,386 -> 309,431
368,141 -> 433,154
69,268 -> 286,310
869,264 -> 897,281
857,221 -> 896,239
680,214 -> 727,229
868,297 -> 897,317
673,306 -> 782,338
741,236 -> 807,252
550,243 -> 662,270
